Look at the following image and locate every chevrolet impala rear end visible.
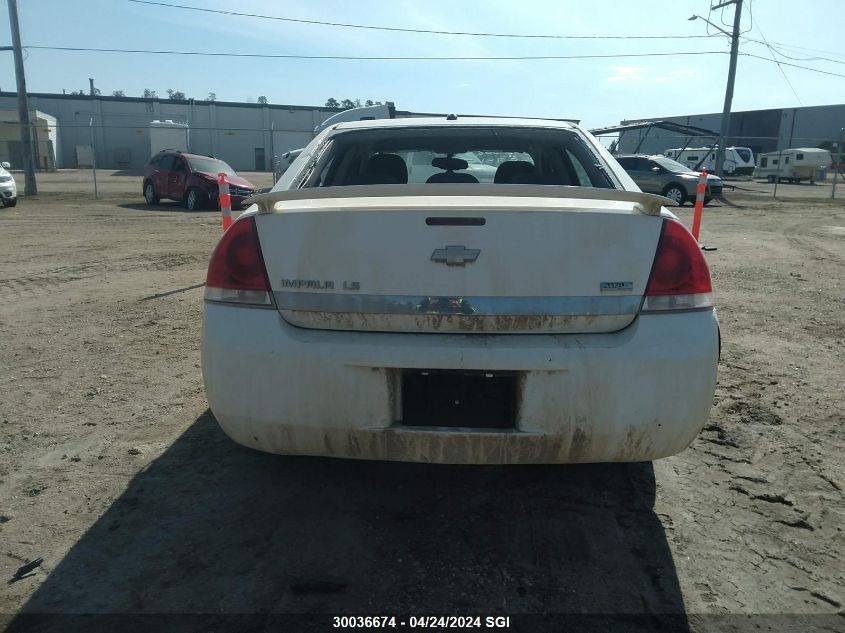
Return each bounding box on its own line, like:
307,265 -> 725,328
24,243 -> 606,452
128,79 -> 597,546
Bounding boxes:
201,118 -> 719,464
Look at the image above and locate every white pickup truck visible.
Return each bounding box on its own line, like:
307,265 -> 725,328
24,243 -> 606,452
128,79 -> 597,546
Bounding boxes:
201,116 -> 719,464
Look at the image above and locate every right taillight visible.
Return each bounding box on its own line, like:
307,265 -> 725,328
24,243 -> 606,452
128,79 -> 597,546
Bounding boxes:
642,218 -> 713,312
204,216 -> 272,306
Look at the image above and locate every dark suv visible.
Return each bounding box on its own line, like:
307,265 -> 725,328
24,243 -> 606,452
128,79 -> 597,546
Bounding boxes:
143,151 -> 256,210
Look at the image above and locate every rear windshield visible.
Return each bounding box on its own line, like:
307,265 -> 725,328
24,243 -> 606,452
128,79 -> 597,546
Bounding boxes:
303,127 -> 614,189
188,157 -> 236,176
651,156 -> 692,173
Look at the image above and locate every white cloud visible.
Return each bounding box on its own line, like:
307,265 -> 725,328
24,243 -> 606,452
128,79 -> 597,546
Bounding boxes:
607,66 -> 647,82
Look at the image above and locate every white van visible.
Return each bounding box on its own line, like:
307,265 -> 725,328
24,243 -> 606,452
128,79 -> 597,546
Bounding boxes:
664,146 -> 755,175
753,148 -> 832,183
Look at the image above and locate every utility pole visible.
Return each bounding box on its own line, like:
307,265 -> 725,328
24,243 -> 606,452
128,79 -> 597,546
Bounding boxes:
714,0 -> 743,178
7,0 -> 36,195
832,127 -> 844,200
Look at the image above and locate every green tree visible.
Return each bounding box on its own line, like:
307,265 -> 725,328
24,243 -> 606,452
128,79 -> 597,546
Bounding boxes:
325,97 -> 340,108
166,89 -> 187,100
207,92 -> 217,102
340,99 -> 356,109
143,88 -> 158,99
111,90 -> 125,97
257,95 -> 268,104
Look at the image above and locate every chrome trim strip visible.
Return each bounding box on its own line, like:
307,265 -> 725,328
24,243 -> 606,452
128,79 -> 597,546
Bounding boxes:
272,291 -> 641,316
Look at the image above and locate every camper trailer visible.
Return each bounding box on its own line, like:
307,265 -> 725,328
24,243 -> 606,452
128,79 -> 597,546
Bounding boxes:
664,146 -> 755,175
753,148 -> 832,183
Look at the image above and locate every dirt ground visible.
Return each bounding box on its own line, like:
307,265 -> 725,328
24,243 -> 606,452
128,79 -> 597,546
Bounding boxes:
0,170 -> 843,632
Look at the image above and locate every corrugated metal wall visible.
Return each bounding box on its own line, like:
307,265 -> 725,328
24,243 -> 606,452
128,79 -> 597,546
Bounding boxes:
616,104 -> 845,156
0,93 -> 428,171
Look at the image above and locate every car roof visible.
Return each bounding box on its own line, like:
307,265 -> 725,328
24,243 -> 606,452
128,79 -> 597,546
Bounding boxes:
156,150 -> 223,161
331,116 -> 579,131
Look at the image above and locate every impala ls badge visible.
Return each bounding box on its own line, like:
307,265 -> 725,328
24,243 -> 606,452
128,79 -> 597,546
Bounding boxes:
600,281 -> 633,291
431,245 -> 481,266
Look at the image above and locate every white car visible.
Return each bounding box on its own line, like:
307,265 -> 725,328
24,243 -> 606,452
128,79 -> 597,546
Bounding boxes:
201,117 -> 719,464
0,161 -> 17,207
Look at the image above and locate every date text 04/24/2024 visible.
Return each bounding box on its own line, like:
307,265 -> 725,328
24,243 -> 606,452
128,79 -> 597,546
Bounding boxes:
332,615 -> 511,629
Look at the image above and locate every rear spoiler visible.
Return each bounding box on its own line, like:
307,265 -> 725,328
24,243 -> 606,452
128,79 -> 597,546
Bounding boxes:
246,184 -> 676,216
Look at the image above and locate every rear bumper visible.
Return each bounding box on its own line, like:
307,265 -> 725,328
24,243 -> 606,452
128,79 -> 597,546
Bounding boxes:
201,304 -> 719,464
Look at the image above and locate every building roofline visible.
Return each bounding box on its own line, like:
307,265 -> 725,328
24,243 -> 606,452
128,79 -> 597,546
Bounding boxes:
0,91 -> 356,113
620,102 -> 845,125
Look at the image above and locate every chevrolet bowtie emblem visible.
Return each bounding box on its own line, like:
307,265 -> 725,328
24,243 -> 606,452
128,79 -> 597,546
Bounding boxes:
431,245 -> 481,266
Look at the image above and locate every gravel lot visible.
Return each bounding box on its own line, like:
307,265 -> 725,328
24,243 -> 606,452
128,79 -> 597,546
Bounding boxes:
0,171 -> 843,632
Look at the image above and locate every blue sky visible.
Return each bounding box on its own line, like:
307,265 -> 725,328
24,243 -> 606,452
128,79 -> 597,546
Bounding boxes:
1,0 -> 842,129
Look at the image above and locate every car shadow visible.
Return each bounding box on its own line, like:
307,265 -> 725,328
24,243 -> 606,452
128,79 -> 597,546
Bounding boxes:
117,202 -> 215,213
9,411 -> 689,632
108,169 -> 145,177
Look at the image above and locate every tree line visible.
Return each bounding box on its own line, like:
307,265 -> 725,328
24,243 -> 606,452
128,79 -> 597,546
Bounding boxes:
324,98 -> 391,109
65,88 -> 269,103
63,89 -> 394,111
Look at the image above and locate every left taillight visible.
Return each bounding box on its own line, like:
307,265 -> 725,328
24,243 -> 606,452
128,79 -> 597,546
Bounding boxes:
204,216 -> 272,306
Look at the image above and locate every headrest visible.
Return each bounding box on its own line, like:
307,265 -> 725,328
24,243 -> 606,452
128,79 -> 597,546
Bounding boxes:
432,156 -> 468,171
365,153 -> 407,183
494,160 -> 535,183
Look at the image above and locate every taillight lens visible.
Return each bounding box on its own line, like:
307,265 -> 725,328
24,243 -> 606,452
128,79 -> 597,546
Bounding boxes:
642,218 -> 713,312
204,216 -> 272,306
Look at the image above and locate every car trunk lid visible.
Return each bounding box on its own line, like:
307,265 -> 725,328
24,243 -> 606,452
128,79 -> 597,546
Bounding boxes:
251,185 -> 670,334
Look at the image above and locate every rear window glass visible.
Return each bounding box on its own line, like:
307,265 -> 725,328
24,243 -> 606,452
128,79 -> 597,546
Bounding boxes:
304,127 -> 613,189
651,156 -> 691,172
188,157 -> 236,176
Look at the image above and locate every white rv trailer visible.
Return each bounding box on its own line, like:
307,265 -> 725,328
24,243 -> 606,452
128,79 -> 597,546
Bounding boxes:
664,146 -> 755,175
753,148 -> 832,183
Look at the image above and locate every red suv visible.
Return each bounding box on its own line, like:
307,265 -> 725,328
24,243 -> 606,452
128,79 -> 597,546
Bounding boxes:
143,151 -> 256,211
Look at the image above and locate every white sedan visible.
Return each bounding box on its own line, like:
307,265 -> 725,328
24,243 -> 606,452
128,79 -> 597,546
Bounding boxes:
201,117 -> 719,464
0,161 -> 17,207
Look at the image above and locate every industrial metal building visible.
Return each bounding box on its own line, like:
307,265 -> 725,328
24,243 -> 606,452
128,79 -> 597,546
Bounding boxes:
616,103 -> 845,157
4,92 -> 842,171
0,92 -> 437,171
0,108 -> 58,170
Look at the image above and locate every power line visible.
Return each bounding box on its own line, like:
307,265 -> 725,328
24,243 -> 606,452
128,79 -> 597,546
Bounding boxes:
127,0 -> 719,40
742,53 -> 845,79
22,45 -> 732,61
746,0 -> 802,105
755,39 -> 845,61
741,37 -> 845,66
19,44 -> 845,79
